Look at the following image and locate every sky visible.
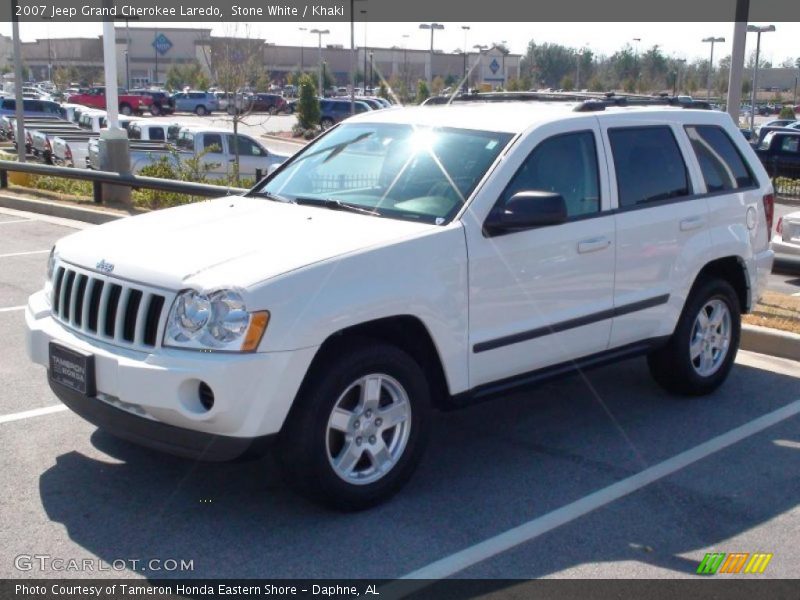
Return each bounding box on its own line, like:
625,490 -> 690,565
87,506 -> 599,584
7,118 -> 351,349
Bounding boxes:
1,21 -> 799,65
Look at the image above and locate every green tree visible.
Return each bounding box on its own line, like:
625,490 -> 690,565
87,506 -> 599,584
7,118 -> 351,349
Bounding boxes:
416,79 -> 430,103
296,73 -> 320,129
779,105 -> 795,119
560,75 -> 574,91
588,74 -> 605,92
378,81 -> 389,100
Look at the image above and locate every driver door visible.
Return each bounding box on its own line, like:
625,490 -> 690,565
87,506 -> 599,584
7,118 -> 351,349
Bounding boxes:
466,120 -> 616,387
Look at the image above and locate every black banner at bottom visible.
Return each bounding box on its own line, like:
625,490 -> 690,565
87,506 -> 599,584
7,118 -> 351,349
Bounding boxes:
3,579 -> 799,600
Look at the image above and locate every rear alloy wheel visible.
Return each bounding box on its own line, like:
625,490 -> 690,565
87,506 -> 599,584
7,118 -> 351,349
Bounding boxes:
648,278 -> 740,396
119,104 -> 132,116
195,105 -> 207,116
278,341 -> 431,510
320,117 -> 334,130
150,103 -> 162,116
268,106 -> 278,115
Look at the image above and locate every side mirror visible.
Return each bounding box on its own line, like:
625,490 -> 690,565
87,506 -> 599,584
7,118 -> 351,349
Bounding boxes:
484,191 -> 568,236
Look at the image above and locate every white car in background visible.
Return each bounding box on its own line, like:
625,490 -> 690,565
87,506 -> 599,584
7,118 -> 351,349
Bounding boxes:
772,210 -> 800,265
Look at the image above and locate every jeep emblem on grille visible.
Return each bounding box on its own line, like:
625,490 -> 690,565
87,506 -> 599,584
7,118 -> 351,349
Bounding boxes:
96,260 -> 114,273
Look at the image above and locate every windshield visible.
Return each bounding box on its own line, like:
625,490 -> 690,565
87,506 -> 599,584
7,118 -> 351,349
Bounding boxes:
253,123 -> 513,224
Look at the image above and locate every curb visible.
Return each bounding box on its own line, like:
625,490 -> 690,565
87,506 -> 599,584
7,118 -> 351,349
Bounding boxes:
261,133 -> 307,146
0,193 -> 125,225
741,323 -> 800,362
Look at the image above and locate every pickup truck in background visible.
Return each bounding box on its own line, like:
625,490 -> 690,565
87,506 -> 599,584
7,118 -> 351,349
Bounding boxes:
88,126 -> 288,179
755,131 -> 800,179
52,132 -> 100,168
29,119 -> 83,163
128,121 -> 181,142
67,87 -> 153,116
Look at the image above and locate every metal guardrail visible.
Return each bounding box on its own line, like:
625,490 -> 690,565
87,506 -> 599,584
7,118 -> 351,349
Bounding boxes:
0,160 -> 249,204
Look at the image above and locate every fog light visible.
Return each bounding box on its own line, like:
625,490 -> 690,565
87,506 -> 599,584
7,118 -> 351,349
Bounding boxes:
198,382 -> 215,411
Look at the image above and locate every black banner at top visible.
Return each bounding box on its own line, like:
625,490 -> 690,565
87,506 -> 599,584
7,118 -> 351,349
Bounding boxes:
4,0 -> 800,22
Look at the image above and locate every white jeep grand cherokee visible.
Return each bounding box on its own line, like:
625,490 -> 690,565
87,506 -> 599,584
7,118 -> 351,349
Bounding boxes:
26,98 -> 774,509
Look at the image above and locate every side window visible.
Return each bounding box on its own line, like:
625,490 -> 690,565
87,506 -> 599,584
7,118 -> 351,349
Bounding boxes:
685,125 -> 754,191
608,126 -> 691,208
177,132 -> 194,150
149,127 -> 165,141
203,133 -> 223,153
226,135 -> 265,156
780,136 -> 800,153
499,131 -> 601,218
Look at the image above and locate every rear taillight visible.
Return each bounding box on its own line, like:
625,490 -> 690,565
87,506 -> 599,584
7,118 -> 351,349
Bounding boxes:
776,217 -> 783,236
25,132 -> 32,146
64,145 -> 72,161
45,139 -> 52,152
762,193 -> 774,235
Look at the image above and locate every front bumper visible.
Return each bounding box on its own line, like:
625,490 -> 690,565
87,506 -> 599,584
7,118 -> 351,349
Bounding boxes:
25,290 -> 317,459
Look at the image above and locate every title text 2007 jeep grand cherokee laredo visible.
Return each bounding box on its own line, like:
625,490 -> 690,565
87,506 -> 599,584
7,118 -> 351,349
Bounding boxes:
26,98 -> 775,509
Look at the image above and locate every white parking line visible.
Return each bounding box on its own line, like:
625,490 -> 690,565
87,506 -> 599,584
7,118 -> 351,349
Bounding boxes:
0,306 -> 26,313
0,219 -> 31,225
392,398 -> 800,585
0,249 -> 49,258
0,404 -> 68,425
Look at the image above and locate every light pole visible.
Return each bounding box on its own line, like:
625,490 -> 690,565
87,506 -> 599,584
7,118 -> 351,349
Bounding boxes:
369,50 -> 374,91
298,27 -> 307,72
402,34 -> 410,100
675,58 -> 687,95
633,37 -> 641,84
419,23 -> 444,88
500,40 -> 507,88
125,19 -> 131,90
310,28 -> 330,96
461,26 -> 470,89
747,24 -> 775,137
361,10 -> 368,93
473,44 -> 488,89
702,36 -> 725,101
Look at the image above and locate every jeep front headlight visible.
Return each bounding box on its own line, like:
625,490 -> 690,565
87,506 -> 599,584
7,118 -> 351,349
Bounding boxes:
165,289 -> 269,352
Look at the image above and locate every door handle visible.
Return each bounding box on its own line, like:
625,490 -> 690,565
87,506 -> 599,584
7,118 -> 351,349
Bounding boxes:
577,236 -> 611,254
680,216 -> 706,231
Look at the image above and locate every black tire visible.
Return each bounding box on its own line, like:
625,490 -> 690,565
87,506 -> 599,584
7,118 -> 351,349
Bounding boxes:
278,340 -> 431,511
320,117 -> 334,130
648,277 -> 741,396
268,106 -> 278,115
195,105 -> 207,116
119,103 -> 132,116
150,103 -> 162,116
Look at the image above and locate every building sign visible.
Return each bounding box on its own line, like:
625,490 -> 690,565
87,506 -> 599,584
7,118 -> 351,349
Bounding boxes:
489,58 -> 500,74
152,33 -> 173,56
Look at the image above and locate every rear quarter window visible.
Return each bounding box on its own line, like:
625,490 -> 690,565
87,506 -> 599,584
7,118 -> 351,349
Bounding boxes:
685,125 -> 755,191
608,126 -> 691,208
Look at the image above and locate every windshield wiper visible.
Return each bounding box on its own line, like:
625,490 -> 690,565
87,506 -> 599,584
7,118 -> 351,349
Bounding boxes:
293,197 -> 380,216
249,190 -> 291,203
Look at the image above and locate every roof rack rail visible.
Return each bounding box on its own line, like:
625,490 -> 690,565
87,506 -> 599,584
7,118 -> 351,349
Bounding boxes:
421,91 -> 711,111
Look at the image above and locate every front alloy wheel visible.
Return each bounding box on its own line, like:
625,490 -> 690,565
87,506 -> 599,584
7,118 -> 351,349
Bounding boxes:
326,374 -> 412,486
278,341 -> 431,510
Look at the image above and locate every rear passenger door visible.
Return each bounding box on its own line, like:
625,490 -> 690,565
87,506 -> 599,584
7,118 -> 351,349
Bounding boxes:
198,132 -> 228,179
600,120 -> 709,348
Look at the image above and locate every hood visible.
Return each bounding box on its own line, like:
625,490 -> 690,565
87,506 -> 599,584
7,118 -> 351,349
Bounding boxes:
55,196 -> 437,290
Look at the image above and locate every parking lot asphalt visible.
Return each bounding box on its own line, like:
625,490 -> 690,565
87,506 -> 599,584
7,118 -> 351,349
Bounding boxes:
0,208 -> 798,581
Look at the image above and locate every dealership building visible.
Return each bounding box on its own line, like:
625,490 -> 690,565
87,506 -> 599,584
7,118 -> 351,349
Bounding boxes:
0,27 -> 521,89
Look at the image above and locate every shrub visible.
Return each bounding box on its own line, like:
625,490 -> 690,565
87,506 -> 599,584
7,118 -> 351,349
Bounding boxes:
416,80 -> 430,104
779,105 -> 796,120
296,74 -> 320,130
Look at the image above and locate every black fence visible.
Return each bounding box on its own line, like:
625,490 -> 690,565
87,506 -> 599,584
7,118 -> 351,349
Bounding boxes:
0,160 -> 249,204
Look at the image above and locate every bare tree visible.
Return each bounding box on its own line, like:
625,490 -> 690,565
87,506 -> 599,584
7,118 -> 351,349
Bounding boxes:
199,25 -> 264,186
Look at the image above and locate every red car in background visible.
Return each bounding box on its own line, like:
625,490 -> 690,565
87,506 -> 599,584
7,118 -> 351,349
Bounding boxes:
66,87 -> 153,116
